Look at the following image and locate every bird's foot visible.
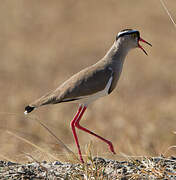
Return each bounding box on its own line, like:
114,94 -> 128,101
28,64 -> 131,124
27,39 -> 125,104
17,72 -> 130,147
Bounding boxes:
108,142 -> 116,154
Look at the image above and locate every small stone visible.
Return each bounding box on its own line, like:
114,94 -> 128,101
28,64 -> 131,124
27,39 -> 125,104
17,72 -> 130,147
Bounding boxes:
52,161 -> 63,165
93,157 -> 106,165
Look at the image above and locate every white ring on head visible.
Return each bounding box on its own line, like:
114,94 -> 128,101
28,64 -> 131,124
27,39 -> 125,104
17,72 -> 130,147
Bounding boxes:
118,30 -> 138,37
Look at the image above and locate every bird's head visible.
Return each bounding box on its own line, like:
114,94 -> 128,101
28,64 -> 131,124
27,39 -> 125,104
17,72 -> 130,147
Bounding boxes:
116,29 -> 152,55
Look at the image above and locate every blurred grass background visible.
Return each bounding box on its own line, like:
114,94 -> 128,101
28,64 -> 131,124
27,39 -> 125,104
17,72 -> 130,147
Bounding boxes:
0,0 -> 176,162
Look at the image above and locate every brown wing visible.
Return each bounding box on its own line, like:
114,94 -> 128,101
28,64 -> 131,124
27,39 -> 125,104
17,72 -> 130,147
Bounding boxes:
57,65 -> 113,102
30,63 -> 113,107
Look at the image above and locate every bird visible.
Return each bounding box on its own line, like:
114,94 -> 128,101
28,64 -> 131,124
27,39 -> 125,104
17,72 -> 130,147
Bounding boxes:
24,29 -> 152,163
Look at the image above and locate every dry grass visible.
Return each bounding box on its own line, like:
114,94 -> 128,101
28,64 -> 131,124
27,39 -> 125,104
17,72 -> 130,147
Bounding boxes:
0,0 -> 176,163
1,154 -> 176,179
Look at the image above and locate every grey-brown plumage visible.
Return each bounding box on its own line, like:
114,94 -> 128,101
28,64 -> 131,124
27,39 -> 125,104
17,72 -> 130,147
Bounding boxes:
24,29 -> 152,163
25,29 -> 151,114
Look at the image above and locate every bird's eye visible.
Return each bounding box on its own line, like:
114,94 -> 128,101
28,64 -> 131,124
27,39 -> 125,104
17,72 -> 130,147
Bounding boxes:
131,33 -> 137,38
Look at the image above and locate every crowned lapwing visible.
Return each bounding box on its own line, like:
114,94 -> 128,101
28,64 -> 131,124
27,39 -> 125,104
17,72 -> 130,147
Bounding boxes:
24,29 -> 152,163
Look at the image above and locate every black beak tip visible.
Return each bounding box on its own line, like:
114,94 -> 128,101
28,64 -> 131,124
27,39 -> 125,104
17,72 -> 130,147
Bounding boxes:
149,43 -> 152,47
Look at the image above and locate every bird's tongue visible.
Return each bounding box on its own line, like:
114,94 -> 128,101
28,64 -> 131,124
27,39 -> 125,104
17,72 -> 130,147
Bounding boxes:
138,37 -> 152,55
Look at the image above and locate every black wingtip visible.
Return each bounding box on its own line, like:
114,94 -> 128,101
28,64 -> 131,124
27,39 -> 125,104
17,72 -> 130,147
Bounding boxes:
24,106 -> 35,114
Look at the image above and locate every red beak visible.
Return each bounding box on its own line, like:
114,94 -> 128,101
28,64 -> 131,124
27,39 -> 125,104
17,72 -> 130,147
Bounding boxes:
138,37 -> 152,55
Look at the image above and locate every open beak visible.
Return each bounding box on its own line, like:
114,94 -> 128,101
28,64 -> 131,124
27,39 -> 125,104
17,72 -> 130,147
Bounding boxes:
138,37 -> 152,55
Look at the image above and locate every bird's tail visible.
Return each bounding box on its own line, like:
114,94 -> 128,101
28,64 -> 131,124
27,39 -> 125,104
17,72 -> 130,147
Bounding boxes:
24,106 -> 35,114
24,91 -> 58,115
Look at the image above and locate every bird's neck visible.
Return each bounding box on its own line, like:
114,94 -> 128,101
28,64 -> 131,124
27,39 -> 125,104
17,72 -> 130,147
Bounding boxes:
104,40 -> 131,63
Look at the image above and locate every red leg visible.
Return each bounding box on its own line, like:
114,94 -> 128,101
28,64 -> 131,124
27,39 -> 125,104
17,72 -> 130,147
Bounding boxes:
75,106 -> 116,154
70,105 -> 84,163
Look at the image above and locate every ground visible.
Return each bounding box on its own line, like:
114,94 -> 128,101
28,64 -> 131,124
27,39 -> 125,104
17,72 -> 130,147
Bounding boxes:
1,156 -> 176,179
